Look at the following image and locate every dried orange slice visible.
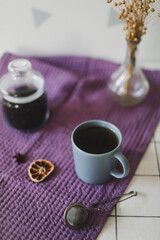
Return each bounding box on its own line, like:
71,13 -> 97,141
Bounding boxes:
28,159 -> 54,182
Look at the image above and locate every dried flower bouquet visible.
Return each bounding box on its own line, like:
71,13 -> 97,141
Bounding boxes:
107,0 -> 159,42
107,0 -> 160,106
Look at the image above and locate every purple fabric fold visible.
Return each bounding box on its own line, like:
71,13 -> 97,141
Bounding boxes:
0,53 -> 160,240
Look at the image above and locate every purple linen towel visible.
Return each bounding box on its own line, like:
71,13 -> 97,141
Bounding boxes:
0,53 -> 160,240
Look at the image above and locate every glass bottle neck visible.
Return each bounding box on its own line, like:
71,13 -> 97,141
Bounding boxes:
125,41 -> 139,69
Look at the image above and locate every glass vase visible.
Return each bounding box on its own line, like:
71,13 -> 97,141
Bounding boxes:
108,40 -> 149,107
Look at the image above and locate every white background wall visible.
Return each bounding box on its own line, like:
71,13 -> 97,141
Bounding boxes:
0,0 -> 160,69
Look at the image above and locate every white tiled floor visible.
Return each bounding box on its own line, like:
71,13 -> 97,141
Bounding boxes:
97,121 -> 160,240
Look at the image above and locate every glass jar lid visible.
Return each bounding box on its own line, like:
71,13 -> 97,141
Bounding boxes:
0,59 -> 44,104
8,59 -> 32,75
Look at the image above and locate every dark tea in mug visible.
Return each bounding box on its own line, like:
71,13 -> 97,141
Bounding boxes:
73,125 -> 119,154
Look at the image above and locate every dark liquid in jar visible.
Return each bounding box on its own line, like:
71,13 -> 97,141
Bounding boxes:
2,85 -> 49,131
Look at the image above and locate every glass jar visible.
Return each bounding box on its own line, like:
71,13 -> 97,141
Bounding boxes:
0,59 -> 49,131
108,40 -> 149,107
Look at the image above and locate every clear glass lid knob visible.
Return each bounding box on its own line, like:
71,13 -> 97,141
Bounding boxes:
8,59 -> 31,75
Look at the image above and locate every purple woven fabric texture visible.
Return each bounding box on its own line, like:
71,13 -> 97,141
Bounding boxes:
0,53 -> 160,240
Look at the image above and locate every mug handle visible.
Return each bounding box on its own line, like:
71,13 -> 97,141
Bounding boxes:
110,152 -> 130,179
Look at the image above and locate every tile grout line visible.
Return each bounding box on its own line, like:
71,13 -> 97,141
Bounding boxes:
153,136 -> 160,180
134,174 -> 160,177
109,215 -> 160,218
115,205 -> 118,240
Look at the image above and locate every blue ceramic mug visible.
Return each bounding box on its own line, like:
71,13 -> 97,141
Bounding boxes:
71,120 -> 130,185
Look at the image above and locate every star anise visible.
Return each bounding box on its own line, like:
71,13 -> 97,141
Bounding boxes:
13,152 -> 26,164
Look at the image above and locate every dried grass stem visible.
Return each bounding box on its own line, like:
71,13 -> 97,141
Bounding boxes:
124,41 -> 138,96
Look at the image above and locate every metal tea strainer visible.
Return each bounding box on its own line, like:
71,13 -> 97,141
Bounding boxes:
64,191 -> 137,229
